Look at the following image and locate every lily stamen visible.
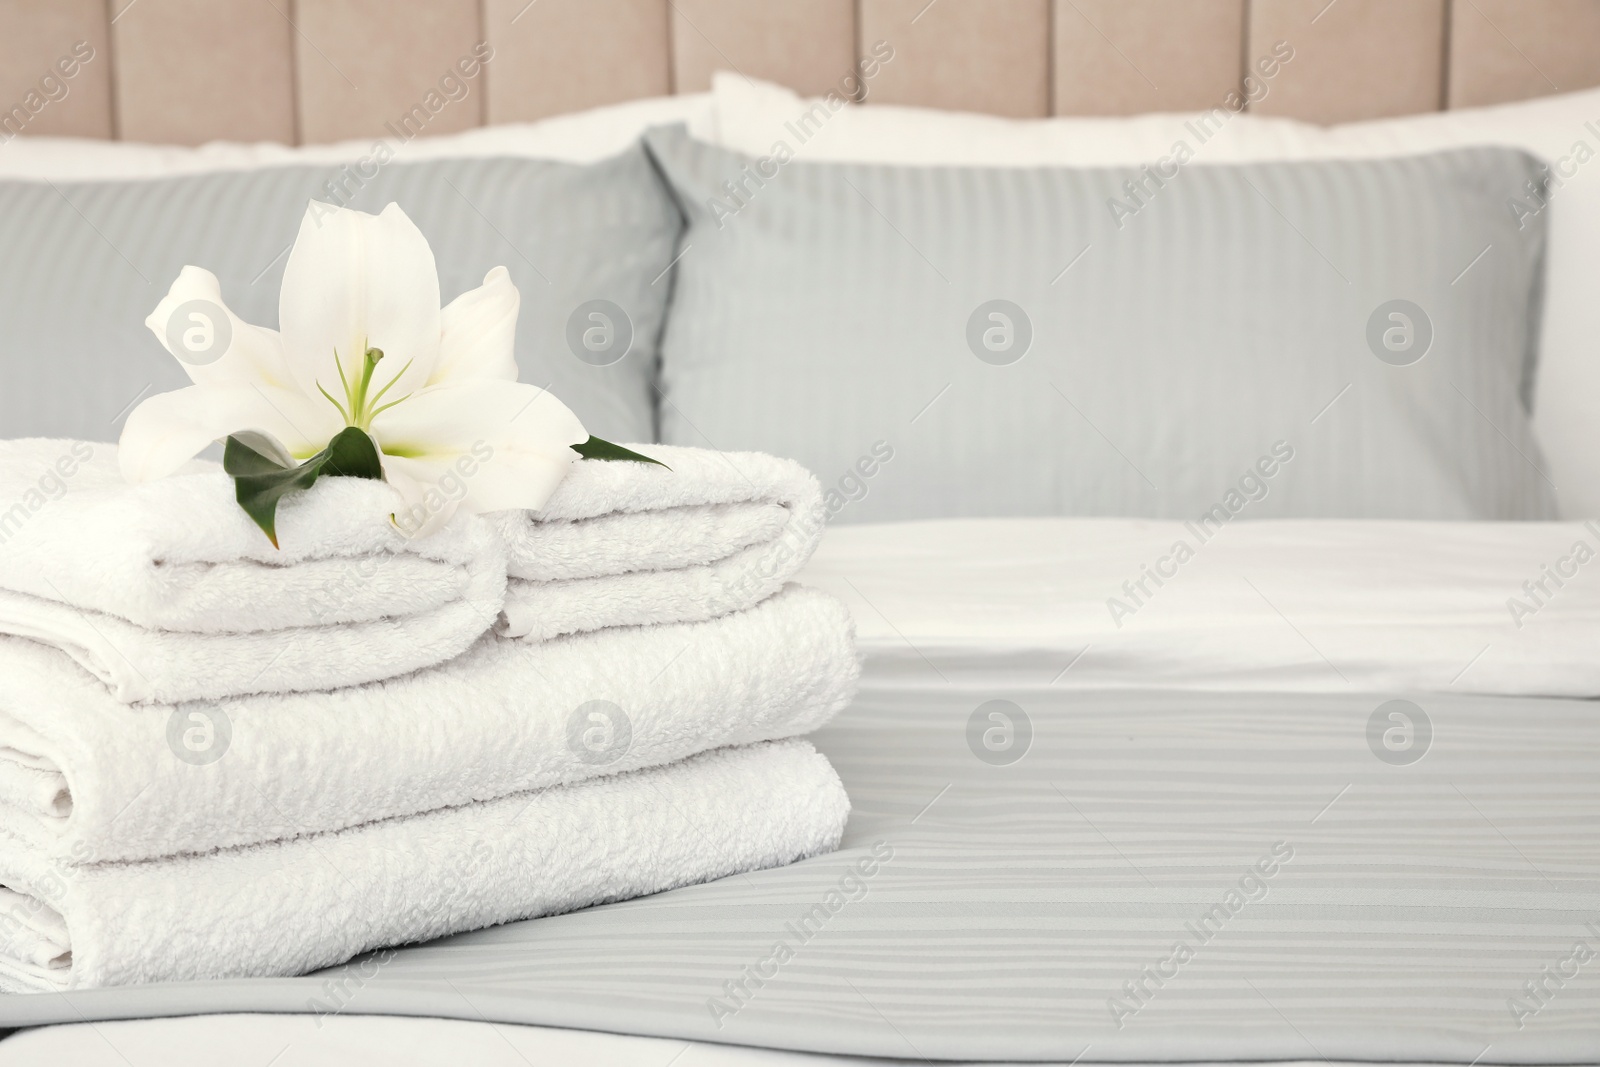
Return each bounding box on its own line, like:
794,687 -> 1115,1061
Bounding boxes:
320,345 -> 417,430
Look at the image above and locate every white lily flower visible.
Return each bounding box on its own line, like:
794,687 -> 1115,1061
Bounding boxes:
120,201 -> 588,537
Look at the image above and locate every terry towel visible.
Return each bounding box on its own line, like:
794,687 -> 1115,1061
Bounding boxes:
0,439 -> 506,704
0,739 -> 850,991
0,584 -> 858,863
493,445 -> 825,641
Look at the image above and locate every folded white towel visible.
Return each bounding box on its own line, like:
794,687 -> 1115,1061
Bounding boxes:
492,444 -> 824,641
0,439 -> 506,704
0,584 -> 857,864
0,739 -> 849,991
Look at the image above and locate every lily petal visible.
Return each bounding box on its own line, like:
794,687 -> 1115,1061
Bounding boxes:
432,266 -> 521,385
279,201 -> 441,407
144,266 -> 294,389
118,382 -> 341,484
372,380 -> 588,534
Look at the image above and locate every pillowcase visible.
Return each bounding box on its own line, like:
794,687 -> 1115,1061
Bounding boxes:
645,124 -> 1556,522
1,93 -> 711,179
703,74 -> 1600,518
0,94 -> 710,445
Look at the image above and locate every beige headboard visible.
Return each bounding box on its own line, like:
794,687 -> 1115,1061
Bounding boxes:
3,0 -> 1600,146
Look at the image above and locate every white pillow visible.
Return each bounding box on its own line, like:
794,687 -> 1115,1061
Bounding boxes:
702,74 -> 1600,519
0,93 -> 711,180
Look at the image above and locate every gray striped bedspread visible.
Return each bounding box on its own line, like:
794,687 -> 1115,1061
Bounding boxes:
2,678 -> 1597,1062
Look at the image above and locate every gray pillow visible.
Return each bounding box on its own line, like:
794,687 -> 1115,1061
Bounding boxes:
0,146 -> 680,444
645,126 -> 1557,521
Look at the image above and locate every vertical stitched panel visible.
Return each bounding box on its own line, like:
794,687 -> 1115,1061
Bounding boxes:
294,0 -> 485,145
0,0 -> 112,139
113,0 -> 295,145
1448,0 -> 1600,108
1249,0 -> 1446,123
860,0 -> 1050,117
670,0 -> 856,95
1053,0 -> 1243,116
484,0 -> 669,123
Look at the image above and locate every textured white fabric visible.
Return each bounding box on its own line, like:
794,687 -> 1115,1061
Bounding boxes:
704,75 -> 1600,519
0,739 -> 849,992
494,444 -> 824,641
0,93 -> 711,180
0,1015 -> 811,1066
0,584 -> 857,864
0,1017 -> 1473,1067
0,439 -> 506,704
800,516 -> 1600,696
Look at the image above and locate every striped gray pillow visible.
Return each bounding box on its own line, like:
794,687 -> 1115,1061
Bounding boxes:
0,146 -> 680,445
646,126 -> 1557,521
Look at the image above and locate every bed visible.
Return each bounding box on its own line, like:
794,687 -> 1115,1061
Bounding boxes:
4,2 -> 1600,1064
3,517 -> 1599,1064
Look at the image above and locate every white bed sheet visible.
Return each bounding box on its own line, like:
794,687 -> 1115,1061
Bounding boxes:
798,516 -> 1600,696
0,1014 -> 811,1066
0,1015 -> 1376,1067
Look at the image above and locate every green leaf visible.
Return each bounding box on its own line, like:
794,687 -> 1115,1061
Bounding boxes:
322,425 -> 384,479
222,431 -> 295,476
224,441 -> 321,550
224,428 -> 383,548
572,435 -> 670,469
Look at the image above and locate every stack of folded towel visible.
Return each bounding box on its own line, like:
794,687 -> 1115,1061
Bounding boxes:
0,439 -> 855,991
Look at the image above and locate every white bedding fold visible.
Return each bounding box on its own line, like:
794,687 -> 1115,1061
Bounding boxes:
0,584 -> 857,864
801,516 -> 1600,696
0,439 -> 506,703
492,444 -> 824,641
0,739 -> 850,992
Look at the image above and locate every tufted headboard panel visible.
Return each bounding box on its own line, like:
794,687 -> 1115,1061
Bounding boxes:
1,0 -> 1599,146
